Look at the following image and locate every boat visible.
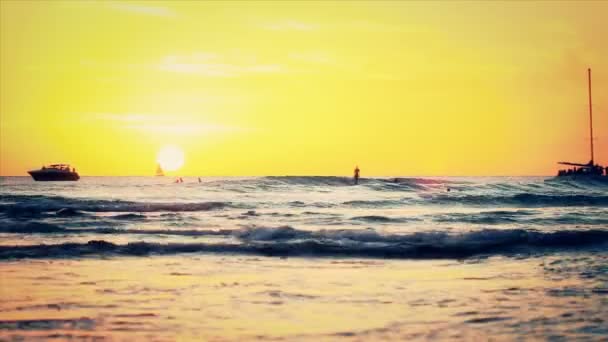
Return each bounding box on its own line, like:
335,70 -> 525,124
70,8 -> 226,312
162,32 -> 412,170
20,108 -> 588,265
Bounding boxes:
556,68 -> 607,179
28,164 -> 80,181
156,163 -> 165,176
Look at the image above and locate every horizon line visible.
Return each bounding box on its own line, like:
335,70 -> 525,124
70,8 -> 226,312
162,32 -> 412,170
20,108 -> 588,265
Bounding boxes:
0,174 -> 555,178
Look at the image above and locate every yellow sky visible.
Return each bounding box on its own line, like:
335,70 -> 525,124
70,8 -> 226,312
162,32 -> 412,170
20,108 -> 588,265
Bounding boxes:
1,1 -> 607,176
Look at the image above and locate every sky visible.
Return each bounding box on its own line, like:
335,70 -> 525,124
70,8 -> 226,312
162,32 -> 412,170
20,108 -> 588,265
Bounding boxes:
1,0 -> 607,176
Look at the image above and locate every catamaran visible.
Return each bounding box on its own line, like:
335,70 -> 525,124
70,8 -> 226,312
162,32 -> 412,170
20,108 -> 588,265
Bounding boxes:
556,68 -> 607,179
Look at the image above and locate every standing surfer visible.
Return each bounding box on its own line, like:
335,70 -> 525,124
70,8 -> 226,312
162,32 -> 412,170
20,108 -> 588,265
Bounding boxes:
353,165 -> 360,185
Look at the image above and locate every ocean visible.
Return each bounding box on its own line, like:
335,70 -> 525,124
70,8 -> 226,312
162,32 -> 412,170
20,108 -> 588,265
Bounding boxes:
1,176 -> 607,340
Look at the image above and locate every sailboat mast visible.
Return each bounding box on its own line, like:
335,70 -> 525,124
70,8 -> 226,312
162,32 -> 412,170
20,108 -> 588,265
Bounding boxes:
588,68 -> 594,164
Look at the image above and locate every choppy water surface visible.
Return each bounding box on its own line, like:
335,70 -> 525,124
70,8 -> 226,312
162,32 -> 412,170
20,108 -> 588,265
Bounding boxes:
1,176 -> 607,340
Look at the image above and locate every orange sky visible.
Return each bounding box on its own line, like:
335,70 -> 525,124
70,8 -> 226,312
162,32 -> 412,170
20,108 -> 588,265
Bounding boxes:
1,1 -> 607,176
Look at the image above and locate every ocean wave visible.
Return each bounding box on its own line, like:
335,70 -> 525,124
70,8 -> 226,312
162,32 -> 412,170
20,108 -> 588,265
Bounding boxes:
433,210 -> 608,225
110,213 -> 147,220
2,227 -> 607,260
0,221 -> 233,236
433,210 -> 536,224
234,226 -> 302,241
262,176 -> 452,192
55,208 -> 87,217
531,213 -> 608,225
264,176 -> 355,186
426,194 -> 608,207
0,194 -> 228,214
545,177 -> 608,189
342,200 -> 405,207
288,201 -> 334,208
351,215 -> 415,223
0,317 -> 96,331
0,221 -> 66,233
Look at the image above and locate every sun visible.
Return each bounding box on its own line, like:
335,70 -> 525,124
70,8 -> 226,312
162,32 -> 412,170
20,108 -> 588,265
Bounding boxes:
157,145 -> 185,172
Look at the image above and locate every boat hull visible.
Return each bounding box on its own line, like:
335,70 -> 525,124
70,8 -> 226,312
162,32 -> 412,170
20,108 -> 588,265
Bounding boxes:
28,171 -> 80,181
551,174 -> 608,183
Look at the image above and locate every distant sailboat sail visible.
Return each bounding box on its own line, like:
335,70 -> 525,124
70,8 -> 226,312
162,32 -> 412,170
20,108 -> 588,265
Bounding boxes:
156,164 -> 164,176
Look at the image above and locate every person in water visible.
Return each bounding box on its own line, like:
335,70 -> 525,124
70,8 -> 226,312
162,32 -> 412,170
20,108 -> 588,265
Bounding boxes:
354,165 -> 360,185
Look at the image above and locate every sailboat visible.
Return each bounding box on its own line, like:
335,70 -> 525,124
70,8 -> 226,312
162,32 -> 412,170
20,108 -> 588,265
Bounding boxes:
556,68 -> 606,179
156,163 -> 165,176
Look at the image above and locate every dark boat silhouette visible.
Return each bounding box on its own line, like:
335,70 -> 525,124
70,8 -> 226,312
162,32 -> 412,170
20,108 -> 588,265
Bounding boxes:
556,68 -> 607,179
28,164 -> 80,181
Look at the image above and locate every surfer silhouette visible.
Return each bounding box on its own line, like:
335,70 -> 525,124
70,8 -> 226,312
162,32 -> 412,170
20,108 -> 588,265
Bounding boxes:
353,166 -> 360,185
